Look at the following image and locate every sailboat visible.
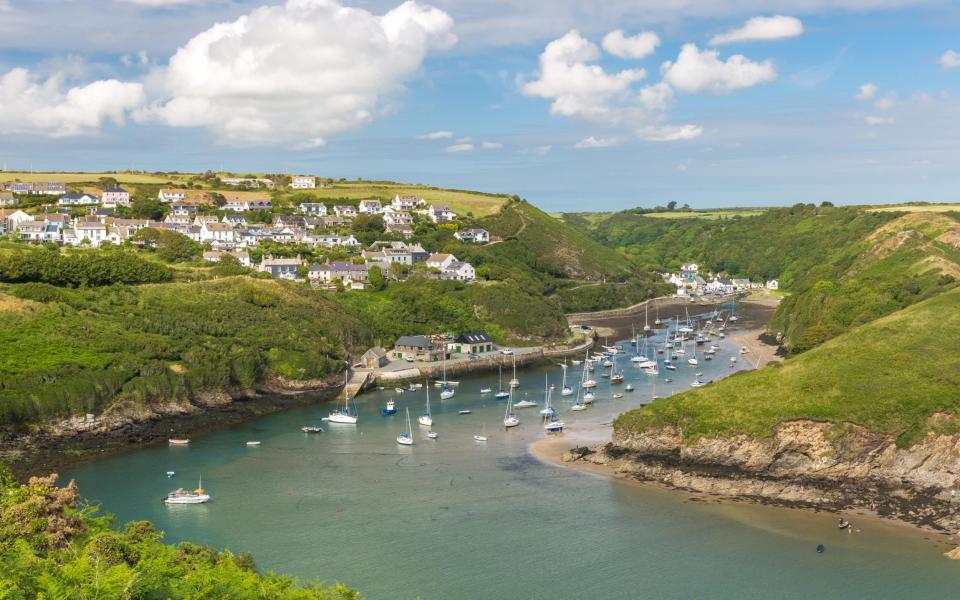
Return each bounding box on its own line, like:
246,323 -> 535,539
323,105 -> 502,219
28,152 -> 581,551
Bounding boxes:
509,354 -> 520,388
581,353 -> 597,388
495,363 -> 510,400
440,351 -> 455,399
325,372 -> 358,424
397,408 -> 414,445
418,382 -> 433,427
610,355 -> 624,384
560,362 -> 573,396
687,336 -> 699,366
654,302 -> 662,327
503,389 -> 520,428
540,384 -> 556,418
474,424 -> 488,442
164,476 -> 210,505
643,303 -> 651,334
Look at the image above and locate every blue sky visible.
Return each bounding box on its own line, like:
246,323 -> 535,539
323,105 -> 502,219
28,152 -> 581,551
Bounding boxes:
1,0 -> 959,211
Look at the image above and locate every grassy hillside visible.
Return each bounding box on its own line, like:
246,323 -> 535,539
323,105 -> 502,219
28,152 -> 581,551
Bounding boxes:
615,286 -> 960,448
294,182 -> 509,218
0,171 -> 185,185
0,469 -> 356,598
482,199 -> 632,280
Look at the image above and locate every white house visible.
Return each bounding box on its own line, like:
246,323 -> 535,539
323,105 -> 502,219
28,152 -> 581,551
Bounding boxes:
442,261 -> 476,282
358,199 -> 382,215
203,250 -> 251,267
426,253 -> 457,270
224,197 -> 272,212
454,228 -> 490,243
391,194 -> 423,210
58,193 -> 99,206
101,187 -> 131,208
680,263 -> 699,278
0,209 -> 32,233
333,205 -> 357,218
428,204 -> 456,223
290,176 -> 316,189
0,192 -> 16,207
298,202 -> 327,216
383,211 -> 413,226
193,215 -> 220,227
200,222 -> 236,243
74,222 -> 108,247
158,189 -> 186,203
385,223 -> 414,238
222,214 -> 247,227
766,279 -> 779,290
18,221 -> 61,243
170,202 -> 199,216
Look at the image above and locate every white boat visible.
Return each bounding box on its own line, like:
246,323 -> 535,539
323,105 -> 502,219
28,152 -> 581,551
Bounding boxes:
168,438 -> 190,445
495,363 -> 510,400
474,424 -> 488,442
480,387 -> 492,394
625,384 -> 634,392
643,304 -> 651,333
246,441 -> 261,447
326,371 -> 358,424
545,419 -> 565,432
418,382 -> 433,427
165,471 -> 175,478
503,389 -> 520,428
560,362 -> 573,396
439,352 -> 455,400
382,398 -> 397,415
509,354 -> 520,388
690,380 -> 705,388
583,391 -> 596,404
440,388 -> 455,400
302,426 -> 324,433
730,356 -> 737,363
164,477 -> 209,505
427,431 -> 439,439
459,409 -> 472,415
740,346 -> 750,354
397,408 -> 414,446
612,393 -> 624,399
513,395 -> 537,408
395,387 -> 404,394
570,402 -> 587,411
540,385 -> 556,418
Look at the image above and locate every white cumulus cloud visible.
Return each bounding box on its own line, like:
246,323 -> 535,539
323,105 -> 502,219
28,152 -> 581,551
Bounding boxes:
855,82 -> 878,100
940,50 -> 960,69
864,115 -> 895,126
445,142 -> 474,152
480,141 -> 503,149
575,135 -> 624,148
0,67 -> 145,137
139,0 -> 456,146
709,15 -> 803,46
602,30 -> 660,59
416,130 -> 454,140
661,44 -> 777,94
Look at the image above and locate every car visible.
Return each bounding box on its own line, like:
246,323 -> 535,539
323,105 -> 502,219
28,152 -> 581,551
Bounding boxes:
500,349 -> 514,355
405,356 -> 415,363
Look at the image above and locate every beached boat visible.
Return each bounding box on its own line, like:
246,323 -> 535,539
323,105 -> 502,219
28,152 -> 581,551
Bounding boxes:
545,419 -> 565,432
427,431 -> 439,439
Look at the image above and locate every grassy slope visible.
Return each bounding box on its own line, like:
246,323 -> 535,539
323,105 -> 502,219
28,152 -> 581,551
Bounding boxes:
482,200 -> 632,280
615,286 -> 960,447
298,182 -> 509,217
0,172 -> 188,185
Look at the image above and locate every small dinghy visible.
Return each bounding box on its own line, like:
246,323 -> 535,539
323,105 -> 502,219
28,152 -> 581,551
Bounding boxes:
625,384 -> 634,392
480,387 -> 492,393
612,393 -> 624,399
816,544 -> 825,554
458,410 -> 472,415
246,441 -> 261,447
165,471 -> 176,478
168,439 -> 190,445
301,426 -> 324,433
427,431 -> 439,439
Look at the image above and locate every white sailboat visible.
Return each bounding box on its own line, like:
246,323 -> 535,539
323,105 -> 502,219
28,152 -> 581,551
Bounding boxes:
325,372 -> 358,424
440,351 -> 455,399
495,362 -> 510,399
581,353 -> 597,388
643,303 -> 651,334
503,389 -> 520,428
560,362 -> 573,396
540,384 -> 556,418
418,382 -> 433,427
509,354 -> 520,388
687,335 -> 699,366
474,423 -> 488,442
397,408 -> 414,446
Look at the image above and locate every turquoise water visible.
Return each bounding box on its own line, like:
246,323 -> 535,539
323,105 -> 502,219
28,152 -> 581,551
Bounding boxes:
65,334 -> 959,599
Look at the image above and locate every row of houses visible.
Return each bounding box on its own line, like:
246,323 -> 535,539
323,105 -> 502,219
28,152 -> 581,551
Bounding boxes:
664,263 -> 779,296
390,332 -> 495,362
1,182 -> 67,195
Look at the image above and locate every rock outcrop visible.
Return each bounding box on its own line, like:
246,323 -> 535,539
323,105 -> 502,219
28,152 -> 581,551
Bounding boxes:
566,419 -> 960,532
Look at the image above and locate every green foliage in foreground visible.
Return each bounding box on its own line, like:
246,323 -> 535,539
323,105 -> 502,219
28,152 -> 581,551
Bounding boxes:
0,469 -> 358,599
0,244 -> 172,287
614,287 -> 960,448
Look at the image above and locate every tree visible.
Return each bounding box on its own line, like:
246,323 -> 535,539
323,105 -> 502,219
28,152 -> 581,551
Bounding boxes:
130,197 -> 164,220
368,266 -> 385,290
666,200 -> 678,211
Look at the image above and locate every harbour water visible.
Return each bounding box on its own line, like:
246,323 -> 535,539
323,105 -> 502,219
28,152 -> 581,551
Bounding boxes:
65,330 -> 959,599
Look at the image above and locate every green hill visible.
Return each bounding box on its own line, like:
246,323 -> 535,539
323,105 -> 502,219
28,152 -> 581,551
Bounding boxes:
615,285 -> 960,448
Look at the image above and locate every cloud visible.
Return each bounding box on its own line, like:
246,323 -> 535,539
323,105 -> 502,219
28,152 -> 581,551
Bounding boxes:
940,50 -> 960,69
661,44 -> 777,94
519,145 -> 552,156
873,94 -> 895,110
864,115 -> 895,126
0,67 -> 145,137
139,0 -> 456,146
575,135 -> 624,148
480,141 -> 503,149
709,15 -> 803,45
602,30 -> 660,59
416,130 -> 454,139
521,30 -> 700,142
855,82 -> 878,100
445,142 -> 474,152
120,50 -> 150,68
116,0 -> 206,5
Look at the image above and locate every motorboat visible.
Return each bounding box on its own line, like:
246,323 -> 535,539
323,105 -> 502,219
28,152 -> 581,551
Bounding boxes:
246,441 -> 261,447
164,478 -> 209,505
480,387 -> 492,394
168,439 -> 190,445
625,384 -> 634,392
165,471 -> 175,478
427,431 -> 439,439
382,399 -> 397,416
612,393 -> 624,399
545,420 -> 565,432
458,410 -> 472,415
301,426 -> 324,433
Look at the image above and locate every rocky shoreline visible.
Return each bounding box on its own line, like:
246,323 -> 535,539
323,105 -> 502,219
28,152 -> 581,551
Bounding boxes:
1,375 -> 342,480
558,419 -> 960,553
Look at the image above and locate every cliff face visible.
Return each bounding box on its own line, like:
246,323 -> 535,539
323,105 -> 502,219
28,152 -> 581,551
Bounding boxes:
567,419 -> 960,532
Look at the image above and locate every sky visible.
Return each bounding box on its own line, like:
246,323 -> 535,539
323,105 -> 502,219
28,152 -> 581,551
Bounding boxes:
1,0 -> 959,211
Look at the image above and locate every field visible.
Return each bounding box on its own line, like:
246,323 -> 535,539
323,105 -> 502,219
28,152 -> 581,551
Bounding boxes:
0,171 -> 188,185
615,286 -> 960,447
640,209 -> 769,220
867,203 -> 960,214
303,182 -> 510,217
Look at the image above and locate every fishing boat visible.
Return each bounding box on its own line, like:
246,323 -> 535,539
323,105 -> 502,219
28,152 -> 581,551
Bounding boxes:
474,424 -> 488,442
164,477 -> 209,505
301,426 -> 324,433
397,408 -> 414,446
560,362 -> 573,396
545,419 -> 565,432
168,439 -> 190,445
418,382 -> 433,426
503,389 -> 520,428
439,352 -> 455,400
381,398 -> 397,416
246,441 -> 261,447
495,363 -> 510,400
509,354 -> 520,388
